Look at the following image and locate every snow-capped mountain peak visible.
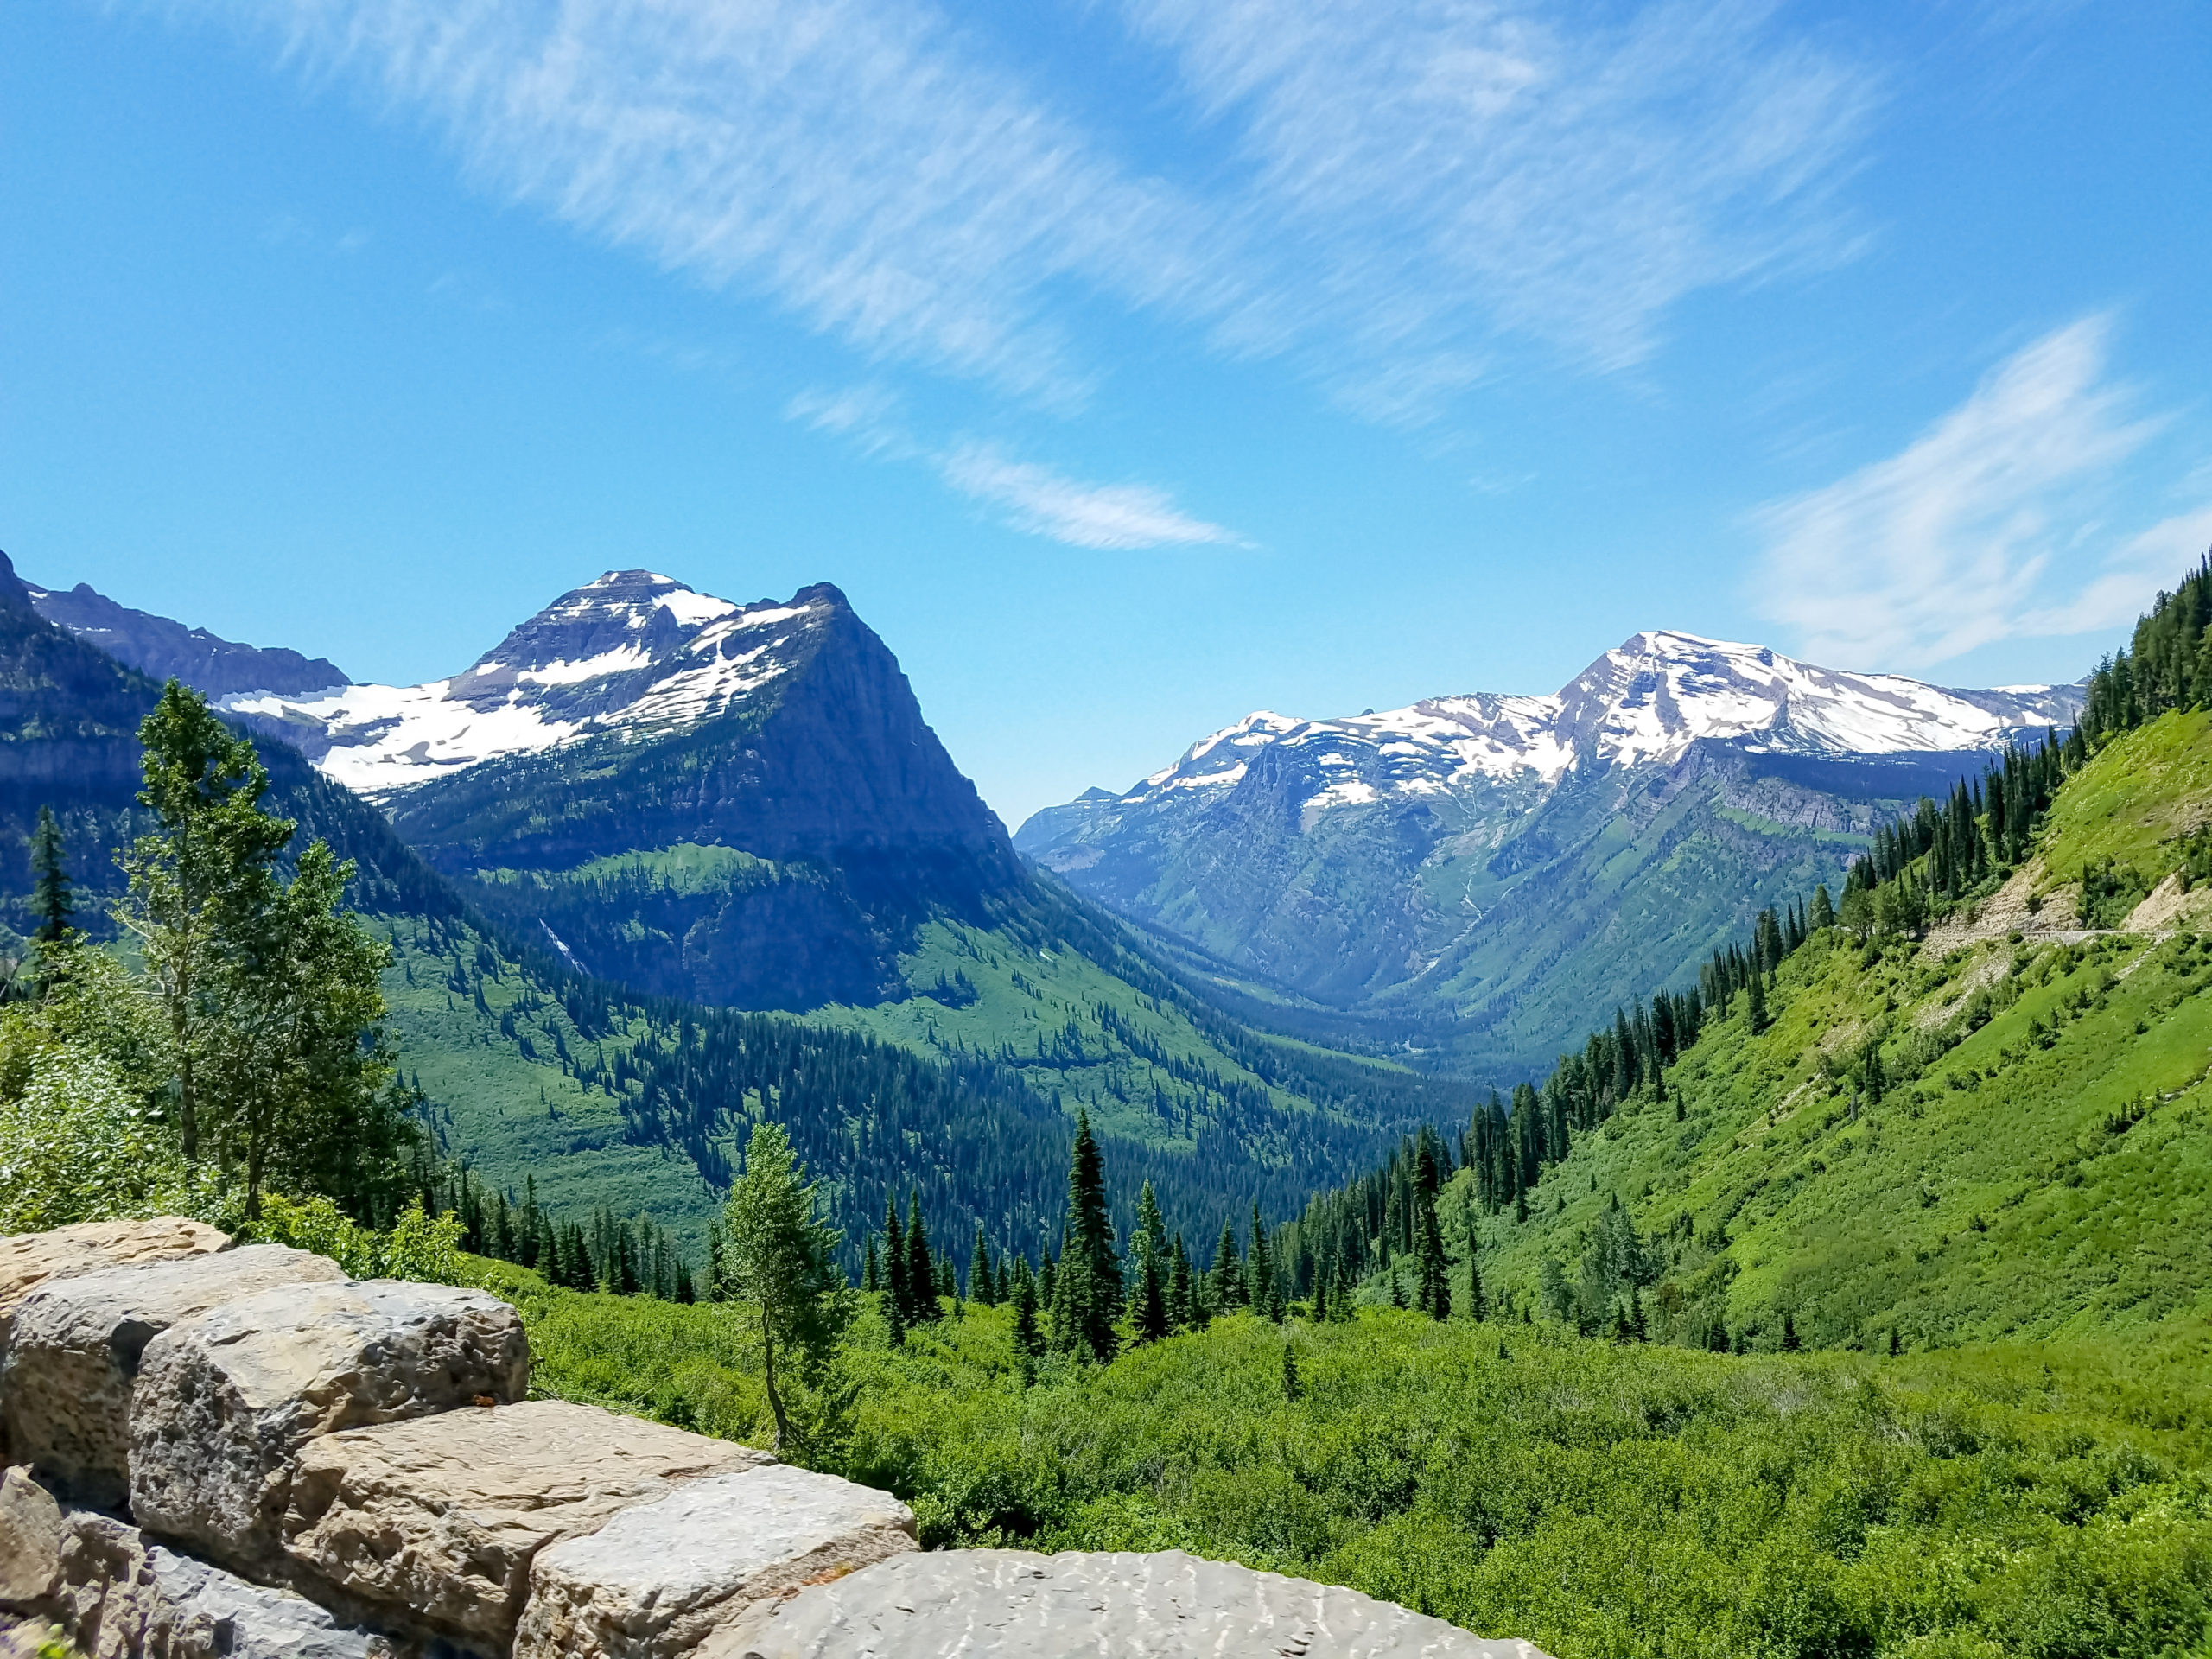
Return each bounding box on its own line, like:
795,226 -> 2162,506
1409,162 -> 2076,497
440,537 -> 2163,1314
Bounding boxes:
1090,631 -> 2082,821
225,571 -> 844,798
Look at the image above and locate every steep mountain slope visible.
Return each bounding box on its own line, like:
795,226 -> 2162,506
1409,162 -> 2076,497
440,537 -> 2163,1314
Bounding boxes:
1020,632 -> 2082,1073
27,578 -> 347,697
1291,702 -> 2212,1351
232,571 -> 1020,1010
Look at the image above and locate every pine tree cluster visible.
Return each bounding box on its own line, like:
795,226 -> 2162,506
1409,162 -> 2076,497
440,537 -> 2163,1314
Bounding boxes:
420,1163 -> 696,1301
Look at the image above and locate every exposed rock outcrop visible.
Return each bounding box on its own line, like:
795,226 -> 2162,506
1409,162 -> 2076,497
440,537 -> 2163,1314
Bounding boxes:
48,1500 -> 386,1659
707,1548 -> 1544,1658
282,1399 -> 770,1649
0,1219 -> 231,1357
0,1246 -> 346,1506
515,1465 -> 915,1659
130,1279 -> 529,1570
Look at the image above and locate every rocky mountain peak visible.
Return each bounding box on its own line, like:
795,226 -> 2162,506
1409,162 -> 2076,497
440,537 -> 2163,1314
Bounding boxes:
224,575 -> 853,799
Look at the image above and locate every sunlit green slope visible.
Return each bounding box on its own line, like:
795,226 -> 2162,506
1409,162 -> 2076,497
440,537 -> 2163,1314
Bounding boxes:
1466,709 -> 2212,1351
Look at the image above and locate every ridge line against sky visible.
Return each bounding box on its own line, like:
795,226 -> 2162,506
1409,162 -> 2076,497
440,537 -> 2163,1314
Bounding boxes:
3,0 -> 2208,821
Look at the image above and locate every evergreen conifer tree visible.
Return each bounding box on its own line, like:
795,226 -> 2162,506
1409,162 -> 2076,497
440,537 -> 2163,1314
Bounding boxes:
1049,1109 -> 1119,1361
905,1195 -> 941,1322
1208,1218 -> 1243,1311
969,1224 -> 995,1305
29,806 -> 72,945
1009,1255 -> 1041,1377
1166,1232 -> 1196,1330
1245,1201 -> 1284,1320
883,1197 -> 909,1323
1746,971 -> 1770,1033
1281,1344 -> 1301,1402
1131,1181 -> 1170,1342
861,1236 -> 880,1294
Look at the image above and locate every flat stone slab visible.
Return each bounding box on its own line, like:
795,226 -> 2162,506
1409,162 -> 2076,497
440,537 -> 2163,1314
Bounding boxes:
515,1465 -> 914,1659
0,1245 -> 345,1507
705,1549 -> 1553,1659
131,1278 -> 530,1571
0,1219 -> 230,1357
283,1397 -> 771,1649
52,1502 -> 389,1659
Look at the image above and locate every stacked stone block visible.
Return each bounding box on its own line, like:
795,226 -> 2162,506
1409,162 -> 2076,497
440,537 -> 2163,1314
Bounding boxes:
0,1217 -> 1541,1659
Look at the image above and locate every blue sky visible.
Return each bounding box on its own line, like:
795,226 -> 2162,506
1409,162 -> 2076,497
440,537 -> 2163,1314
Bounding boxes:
3,0 -> 2209,827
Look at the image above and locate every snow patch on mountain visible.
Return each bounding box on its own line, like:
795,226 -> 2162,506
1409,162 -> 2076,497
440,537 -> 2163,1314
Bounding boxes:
225,570 -> 835,798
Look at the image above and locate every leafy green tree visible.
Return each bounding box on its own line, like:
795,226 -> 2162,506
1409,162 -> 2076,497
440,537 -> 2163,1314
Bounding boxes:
118,683 -> 402,1217
118,683 -> 293,1163
207,841 -> 400,1218
1809,884 -> 1836,931
29,806 -> 72,945
722,1120 -> 847,1450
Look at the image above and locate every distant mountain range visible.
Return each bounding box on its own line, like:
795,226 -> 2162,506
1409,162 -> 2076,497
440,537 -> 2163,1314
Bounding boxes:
27,578 -> 348,699
1018,632 -> 2084,1072
0,554 -> 1456,1259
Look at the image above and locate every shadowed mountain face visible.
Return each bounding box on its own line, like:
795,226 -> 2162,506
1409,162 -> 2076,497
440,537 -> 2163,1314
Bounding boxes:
1018,632 -> 2085,1075
26,580 -> 348,699
233,570 -> 1021,1010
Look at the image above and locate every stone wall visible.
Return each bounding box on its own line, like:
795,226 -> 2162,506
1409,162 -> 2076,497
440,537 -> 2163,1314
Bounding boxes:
0,1218 -> 1546,1659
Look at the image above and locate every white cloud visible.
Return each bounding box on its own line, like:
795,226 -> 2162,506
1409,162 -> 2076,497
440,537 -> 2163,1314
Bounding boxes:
1128,0 -> 1878,414
181,0 -> 1875,420
938,442 -> 1247,550
1751,315 -> 2199,670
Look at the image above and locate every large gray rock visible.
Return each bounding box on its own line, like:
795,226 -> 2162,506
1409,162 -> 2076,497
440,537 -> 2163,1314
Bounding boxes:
706,1549 -> 1553,1659
130,1279 -> 528,1570
283,1398 -> 770,1649
50,1504 -> 389,1659
514,1465 -> 916,1659
0,1244 -> 345,1506
0,1219 -> 230,1359
0,1466 -> 62,1607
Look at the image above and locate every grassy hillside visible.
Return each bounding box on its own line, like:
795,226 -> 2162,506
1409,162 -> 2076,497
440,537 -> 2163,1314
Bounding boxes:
1471,924 -> 2211,1349
463,1257 -> 2212,1659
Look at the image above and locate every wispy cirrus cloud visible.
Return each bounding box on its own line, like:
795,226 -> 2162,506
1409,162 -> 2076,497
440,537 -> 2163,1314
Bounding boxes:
1128,0 -> 1879,416
177,0 -> 1876,421
788,385 -> 1246,549
1752,316 -> 2202,670
937,442 -> 1246,550
205,0 -> 1226,403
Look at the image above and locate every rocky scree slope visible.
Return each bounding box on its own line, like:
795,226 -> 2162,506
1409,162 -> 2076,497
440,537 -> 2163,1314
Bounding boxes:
1020,631 -> 2082,1073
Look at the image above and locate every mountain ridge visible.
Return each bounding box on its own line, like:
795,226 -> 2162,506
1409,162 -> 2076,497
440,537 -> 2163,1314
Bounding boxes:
26,577 -> 349,699
1017,630 -> 2084,1077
